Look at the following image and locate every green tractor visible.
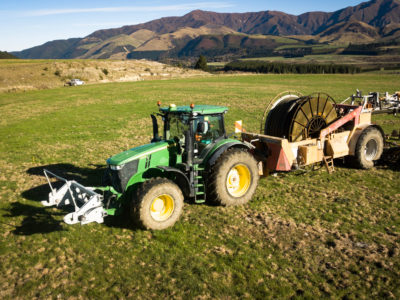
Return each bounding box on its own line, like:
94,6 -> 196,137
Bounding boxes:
42,103 -> 259,230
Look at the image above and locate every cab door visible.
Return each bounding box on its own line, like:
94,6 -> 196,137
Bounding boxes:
194,114 -> 225,157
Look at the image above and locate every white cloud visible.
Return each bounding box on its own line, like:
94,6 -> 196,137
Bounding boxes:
24,2 -> 234,17
71,22 -> 134,28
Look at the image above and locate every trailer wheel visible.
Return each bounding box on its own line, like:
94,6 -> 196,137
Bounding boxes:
131,178 -> 184,230
207,148 -> 259,206
355,127 -> 384,169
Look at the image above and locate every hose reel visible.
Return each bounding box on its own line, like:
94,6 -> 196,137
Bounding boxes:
264,93 -> 338,142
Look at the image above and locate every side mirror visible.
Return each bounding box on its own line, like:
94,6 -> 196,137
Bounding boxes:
197,121 -> 209,134
150,114 -> 161,143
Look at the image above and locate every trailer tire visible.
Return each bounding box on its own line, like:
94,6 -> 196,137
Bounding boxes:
131,178 -> 184,230
207,148 -> 259,206
354,127 -> 384,169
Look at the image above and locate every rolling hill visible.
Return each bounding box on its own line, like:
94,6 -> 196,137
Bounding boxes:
12,0 -> 400,60
318,21 -> 381,44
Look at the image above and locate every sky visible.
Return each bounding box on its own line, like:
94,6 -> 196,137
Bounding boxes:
0,0 -> 365,52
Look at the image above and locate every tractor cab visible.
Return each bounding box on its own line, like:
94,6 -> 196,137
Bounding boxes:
155,104 -> 228,159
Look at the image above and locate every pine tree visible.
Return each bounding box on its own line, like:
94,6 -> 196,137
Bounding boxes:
194,55 -> 208,71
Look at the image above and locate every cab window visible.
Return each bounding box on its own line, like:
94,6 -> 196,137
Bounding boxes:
195,114 -> 225,153
165,114 -> 189,143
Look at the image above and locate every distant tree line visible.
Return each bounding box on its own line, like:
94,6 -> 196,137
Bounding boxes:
275,47 -> 312,58
341,44 -> 381,55
341,41 -> 400,56
0,51 -> 18,59
224,60 -> 361,74
127,51 -> 166,60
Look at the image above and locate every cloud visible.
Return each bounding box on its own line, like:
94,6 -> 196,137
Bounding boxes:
70,22 -> 137,29
24,2 -> 234,17
71,22 -> 134,28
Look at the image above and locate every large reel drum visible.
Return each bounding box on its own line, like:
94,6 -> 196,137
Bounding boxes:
264,93 -> 338,142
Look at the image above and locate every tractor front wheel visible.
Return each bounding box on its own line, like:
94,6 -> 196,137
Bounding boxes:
207,148 -> 259,206
131,178 -> 184,230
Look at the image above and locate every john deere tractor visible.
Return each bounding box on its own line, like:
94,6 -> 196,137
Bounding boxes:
42,103 -> 259,230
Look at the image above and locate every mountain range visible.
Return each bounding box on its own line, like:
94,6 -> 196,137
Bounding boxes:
12,0 -> 400,60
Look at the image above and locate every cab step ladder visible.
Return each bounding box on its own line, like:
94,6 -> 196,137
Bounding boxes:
193,165 -> 206,204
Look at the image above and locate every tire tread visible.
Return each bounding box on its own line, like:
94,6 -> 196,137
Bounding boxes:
131,177 -> 184,230
207,148 -> 259,206
354,126 -> 384,169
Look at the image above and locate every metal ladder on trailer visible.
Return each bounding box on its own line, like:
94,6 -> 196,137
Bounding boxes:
323,156 -> 335,174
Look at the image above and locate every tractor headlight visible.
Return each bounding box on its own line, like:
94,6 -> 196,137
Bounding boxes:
110,164 -> 123,170
108,160 -> 139,192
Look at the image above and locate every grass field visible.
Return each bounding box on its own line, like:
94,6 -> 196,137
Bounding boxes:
0,73 -> 400,298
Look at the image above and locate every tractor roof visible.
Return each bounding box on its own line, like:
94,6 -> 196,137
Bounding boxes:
160,105 -> 228,115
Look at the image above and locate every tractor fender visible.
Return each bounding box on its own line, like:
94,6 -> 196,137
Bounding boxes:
156,166 -> 192,197
206,141 -> 250,168
348,124 -> 385,156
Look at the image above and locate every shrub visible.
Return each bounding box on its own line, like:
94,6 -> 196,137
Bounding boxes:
194,55 -> 208,71
102,68 -> 109,75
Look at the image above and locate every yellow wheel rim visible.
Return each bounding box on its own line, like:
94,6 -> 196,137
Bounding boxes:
150,194 -> 175,221
226,164 -> 251,198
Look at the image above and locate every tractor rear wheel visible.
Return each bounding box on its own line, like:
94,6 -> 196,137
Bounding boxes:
131,178 -> 184,230
207,149 -> 259,206
354,127 -> 384,169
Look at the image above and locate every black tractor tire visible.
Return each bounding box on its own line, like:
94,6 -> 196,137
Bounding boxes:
354,127 -> 384,169
131,178 -> 184,230
207,148 -> 259,206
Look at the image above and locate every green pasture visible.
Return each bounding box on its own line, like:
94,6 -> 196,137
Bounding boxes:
0,73 -> 399,298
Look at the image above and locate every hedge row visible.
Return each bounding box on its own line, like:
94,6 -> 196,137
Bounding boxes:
224,60 -> 361,74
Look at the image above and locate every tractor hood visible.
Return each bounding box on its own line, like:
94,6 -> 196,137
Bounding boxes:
107,141 -> 169,166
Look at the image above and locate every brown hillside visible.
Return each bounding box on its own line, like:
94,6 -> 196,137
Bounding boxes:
129,29 -> 157,43
318,21 -> 380,44
134,25 -> 236,52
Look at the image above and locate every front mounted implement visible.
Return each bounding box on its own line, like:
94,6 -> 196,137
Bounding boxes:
42,169 -> 108,225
